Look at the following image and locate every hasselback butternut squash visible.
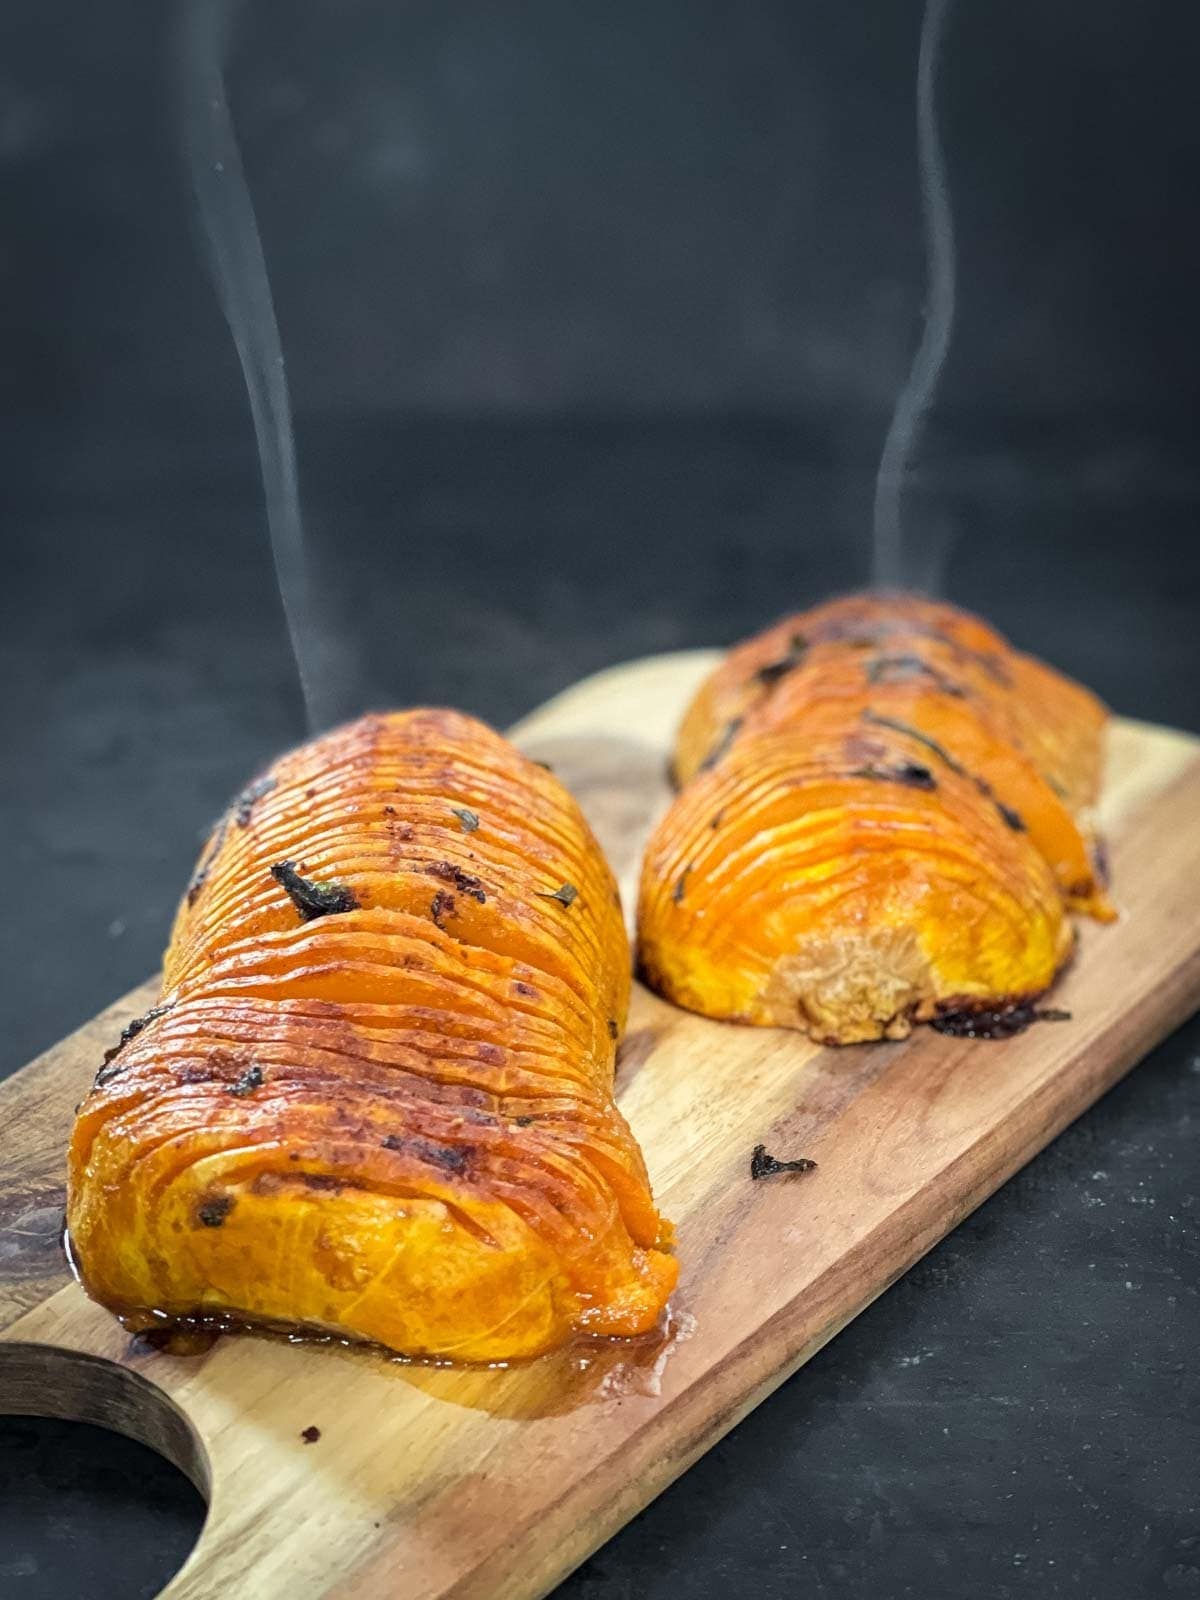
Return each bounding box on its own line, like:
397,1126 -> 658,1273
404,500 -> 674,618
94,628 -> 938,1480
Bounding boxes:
68,710 -> 676,1361
639,594 -> 1113,1045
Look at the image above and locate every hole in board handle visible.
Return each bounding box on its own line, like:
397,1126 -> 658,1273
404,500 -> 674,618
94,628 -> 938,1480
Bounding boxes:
0,1341 -> 209,1596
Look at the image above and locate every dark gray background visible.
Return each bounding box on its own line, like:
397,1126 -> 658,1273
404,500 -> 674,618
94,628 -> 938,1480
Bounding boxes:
1,0 -> 1197,1596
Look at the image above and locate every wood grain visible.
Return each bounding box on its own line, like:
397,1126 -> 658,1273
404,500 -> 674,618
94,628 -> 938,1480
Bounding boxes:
1,650 -> 1198,1600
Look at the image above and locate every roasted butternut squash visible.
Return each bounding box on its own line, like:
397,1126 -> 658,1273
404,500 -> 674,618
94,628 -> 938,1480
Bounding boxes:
68,710 -> 676,1361
640,594 -> 1113,1044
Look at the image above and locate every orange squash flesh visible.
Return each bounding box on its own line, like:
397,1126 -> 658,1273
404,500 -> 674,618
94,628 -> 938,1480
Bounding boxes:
640,594 -> 1113,1044
67,710 -> 676,1361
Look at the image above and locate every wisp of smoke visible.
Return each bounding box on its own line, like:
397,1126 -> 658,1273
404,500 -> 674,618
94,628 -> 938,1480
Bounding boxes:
175,0 -> 343,731
872,0 -> 957,593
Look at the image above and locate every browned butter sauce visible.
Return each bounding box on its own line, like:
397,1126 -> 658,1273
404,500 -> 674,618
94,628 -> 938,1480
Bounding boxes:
65,1221 -> 696,1416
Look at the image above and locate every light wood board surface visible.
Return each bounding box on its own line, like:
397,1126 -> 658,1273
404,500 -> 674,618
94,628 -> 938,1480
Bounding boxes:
1,649 -> 1199,1599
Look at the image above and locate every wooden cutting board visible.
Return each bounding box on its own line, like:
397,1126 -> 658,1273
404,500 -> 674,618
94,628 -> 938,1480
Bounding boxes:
2,650 -> 1199,1600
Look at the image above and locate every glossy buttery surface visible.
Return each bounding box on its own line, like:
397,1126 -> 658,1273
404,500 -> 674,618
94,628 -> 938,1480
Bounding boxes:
639,595 -> 1114,1043
67,710 -> 675,1360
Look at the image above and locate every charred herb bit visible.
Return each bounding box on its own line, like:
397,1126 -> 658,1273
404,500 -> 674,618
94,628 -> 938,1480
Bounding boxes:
425,861 -> 486,903
383,1134 -> 469,1173
95,1003 -> 174,1086
709,809 -> 725,831
186,816 -> 227,906
196,1195 -> 234,1229
976,649 -> 1013,687
996,801 -> 1027,833
514,1115 -> 536,1128
672,865 -> 692,905
451,806 -> 480,833
430,890 -> 455,928
750,1144 -> 817,1181
234,774 -> 277,828
414,1139 -> 470,1174
102,1003 -> 173,1064
862,710 -> 966,776
755,632 -> 808,688
537,882 -> 578,908
270,861 -> 359,921
931,1002 -> 1072,1040
228,1065 -> 264,1098
300,1426 -> 321,1444
185,863 -> 210,907
607,1017 -> 619,1041
850,761 -> 938,791
698,717 -> 744,774
866,654 -> 966,697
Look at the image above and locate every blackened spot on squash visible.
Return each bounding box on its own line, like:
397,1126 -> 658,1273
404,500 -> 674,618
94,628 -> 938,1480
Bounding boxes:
383,804 -> 396,815
430,889 -> 456,927
229,1065 -> 264,1097
426,861 -> 486,902
607,1018 -> 619,1040
300,1173 -> 342,1192
709,810 -> 725,830
755,632 -> 808,688
698,717 -> 743,774
931,1001 -> 1071,1039
96,1003 -> 174,1085
514,981 -> 538,998
862,710 -> 965,776
271,861 -> 359,921
412,1139 -> 469,1173
850,762 -> 937,791
197,1195 -> 234,1228
514,1115 -> 535,1127
996,801 -> 1027,832
186,817 -> 227,905
673,866 -> 691,904
866,654 -> 965,696
301,1426 -> 321,1444
234,774 -> 276,827
176,1064 -> 212,1086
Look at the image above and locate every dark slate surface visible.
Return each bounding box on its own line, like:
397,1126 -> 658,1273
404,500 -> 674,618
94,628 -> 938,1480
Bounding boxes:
2,0 -> 1199,1591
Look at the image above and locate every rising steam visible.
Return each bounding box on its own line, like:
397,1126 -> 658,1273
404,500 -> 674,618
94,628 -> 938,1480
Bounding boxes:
872,0 -> 957,591
175,0 -> 342,731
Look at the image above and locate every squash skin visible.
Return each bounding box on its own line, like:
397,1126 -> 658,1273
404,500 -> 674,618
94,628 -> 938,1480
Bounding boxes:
640,594 -> 1112,1044
68,710 -> 675,1361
